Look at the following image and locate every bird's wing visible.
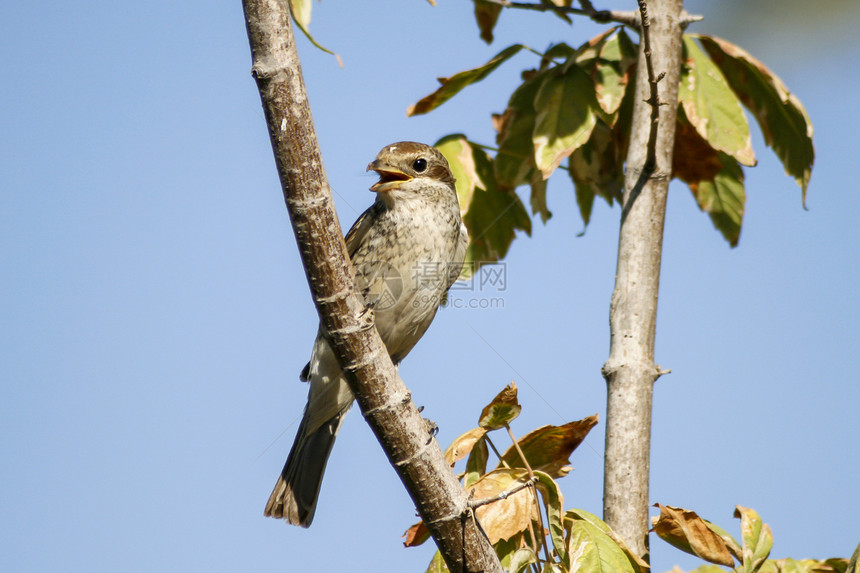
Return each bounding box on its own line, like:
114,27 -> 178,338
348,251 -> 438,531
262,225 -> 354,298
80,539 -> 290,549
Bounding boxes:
447,221 -> 470,290
344,202 -> 382,259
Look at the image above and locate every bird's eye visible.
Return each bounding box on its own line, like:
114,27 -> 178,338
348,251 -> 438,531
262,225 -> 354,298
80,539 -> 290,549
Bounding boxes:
412,158 -> 428,173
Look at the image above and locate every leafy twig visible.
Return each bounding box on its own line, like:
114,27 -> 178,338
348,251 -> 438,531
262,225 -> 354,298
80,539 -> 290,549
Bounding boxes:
478,0 -> 702,29
637,0 -> 664,172
480,0 -> 640,27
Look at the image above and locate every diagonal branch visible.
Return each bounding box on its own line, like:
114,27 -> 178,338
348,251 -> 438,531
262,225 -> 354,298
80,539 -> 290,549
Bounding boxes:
241,1 -> 502,571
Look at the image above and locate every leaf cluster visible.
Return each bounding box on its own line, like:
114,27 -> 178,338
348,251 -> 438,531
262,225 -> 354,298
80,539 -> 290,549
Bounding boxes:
652,503 -> 857,573
404,382 -> 648,573
414,26 -> 813,255
401,383 -> 858,573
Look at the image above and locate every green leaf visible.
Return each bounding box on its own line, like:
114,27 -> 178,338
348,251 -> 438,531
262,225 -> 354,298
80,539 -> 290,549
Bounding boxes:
569,119 -> 625,214
734,506 -> 773,573
572,27 -> 620,65
691,152 -> 746,247
408,44 -> 525,116
848,541 -> 860,573
696,34 -> 814,203
566,519 -> 635,573
473,0 -> 502,44
566,509 -> 649,573
495,534 -> 522,569
534,471 -> 566,564
425,550 -> 449,573
687,566 -> 731,573
828,555 -> 851,573
436,135 -> 530,277
591,29 -> 638,117
478,382 -> 521,429
679,36 -> 756,168
469,153 -> 531,273
508,548 -> 539,573
529,171 -> 552,223
435,134 -> 482,210
465,435 -> 489,488
574,180 -> 596,228
543,43 -> 577,69
289,0 -> 311,28
287,0 -> 341,63
758,558 -> 843,573
534,63 -> 600,178
495,71 -> 546,188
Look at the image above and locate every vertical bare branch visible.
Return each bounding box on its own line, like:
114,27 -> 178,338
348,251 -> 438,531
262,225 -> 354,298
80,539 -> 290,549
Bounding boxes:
636,0 -> 667,171
241,1 -> 502,571
602,0 -> 684,562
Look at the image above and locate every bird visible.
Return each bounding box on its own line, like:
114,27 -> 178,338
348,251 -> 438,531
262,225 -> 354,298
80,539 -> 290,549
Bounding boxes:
264,141 -> 469,527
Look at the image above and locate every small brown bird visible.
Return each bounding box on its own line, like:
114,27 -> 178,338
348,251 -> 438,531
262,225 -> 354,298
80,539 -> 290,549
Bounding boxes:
265,142 -> 469,527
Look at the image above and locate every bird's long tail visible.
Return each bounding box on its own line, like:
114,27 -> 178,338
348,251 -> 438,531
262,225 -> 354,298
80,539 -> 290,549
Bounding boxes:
263,408 -> 347,527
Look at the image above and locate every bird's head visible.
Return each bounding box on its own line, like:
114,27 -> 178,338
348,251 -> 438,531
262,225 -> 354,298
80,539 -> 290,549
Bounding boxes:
367,142 -> 456,206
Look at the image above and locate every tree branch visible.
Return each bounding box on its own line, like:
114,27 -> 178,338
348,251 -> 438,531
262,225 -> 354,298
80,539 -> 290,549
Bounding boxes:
480,0 -> 640,27
241,2 -> 502,571
601,0 -> 684,563
637,0 -> 665,172
478,0 -> 702,29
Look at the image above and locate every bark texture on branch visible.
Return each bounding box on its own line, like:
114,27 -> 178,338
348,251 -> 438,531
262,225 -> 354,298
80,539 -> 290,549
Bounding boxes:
241,1 -> 502,571
602,0 -> 684,562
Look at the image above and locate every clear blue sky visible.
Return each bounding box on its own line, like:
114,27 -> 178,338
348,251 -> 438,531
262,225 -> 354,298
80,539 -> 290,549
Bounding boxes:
2,1 -> 858,571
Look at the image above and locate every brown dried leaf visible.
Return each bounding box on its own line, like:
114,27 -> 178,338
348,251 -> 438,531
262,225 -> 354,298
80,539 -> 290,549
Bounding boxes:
673,108 -> 724,185
444,427 -> 488,466
498,414 -> 598,478
651,504 -> 735,567
403,520 -> 431,547
468,468 -> 536,543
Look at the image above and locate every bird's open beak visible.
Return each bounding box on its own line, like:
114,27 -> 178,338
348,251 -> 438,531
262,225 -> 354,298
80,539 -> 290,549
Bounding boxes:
368,161 -> 412,193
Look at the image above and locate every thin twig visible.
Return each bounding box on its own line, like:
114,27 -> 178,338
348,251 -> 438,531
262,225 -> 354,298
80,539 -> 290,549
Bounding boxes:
481,0 -> 702,33
636,0 -> 664,173
479,0 -> 640,28
504,422 -> 551,565
468,476 -> 539,510
485,435 -> 509,467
